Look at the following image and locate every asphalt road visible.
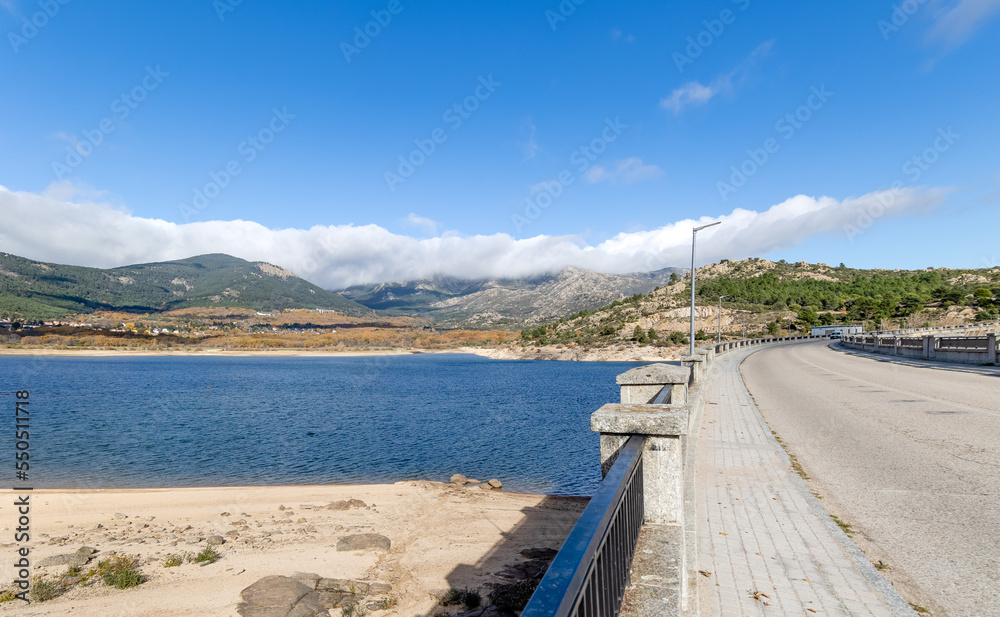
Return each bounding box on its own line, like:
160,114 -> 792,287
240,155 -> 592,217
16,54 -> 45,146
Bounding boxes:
740,341 -> 1000,617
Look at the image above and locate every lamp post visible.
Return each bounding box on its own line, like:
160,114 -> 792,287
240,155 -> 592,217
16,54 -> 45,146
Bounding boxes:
742,310 -> 748,340
717,295 -> 729,344
690,221 -> 721,355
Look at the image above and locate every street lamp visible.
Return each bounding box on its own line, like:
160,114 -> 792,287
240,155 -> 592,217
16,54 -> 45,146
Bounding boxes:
742,310 -> 749,340
690,221 -> 721,355
717,295 -> 729,344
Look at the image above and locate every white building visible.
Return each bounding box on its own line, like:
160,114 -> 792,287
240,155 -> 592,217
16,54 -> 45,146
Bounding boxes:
811,325 -> 864,337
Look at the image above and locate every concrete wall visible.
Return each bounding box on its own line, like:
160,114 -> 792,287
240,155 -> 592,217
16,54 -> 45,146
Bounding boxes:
590,333 -> 823,617
875,320 -> 1000,338
841,333 -> 999,366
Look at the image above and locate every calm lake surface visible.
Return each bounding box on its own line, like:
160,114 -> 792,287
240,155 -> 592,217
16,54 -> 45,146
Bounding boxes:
0,354 -> 652,495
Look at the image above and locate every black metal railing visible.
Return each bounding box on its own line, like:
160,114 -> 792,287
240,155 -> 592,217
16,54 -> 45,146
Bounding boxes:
522,435 -> 646,617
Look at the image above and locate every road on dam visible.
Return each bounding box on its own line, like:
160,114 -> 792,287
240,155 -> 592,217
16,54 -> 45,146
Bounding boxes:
740,341 -> 999,617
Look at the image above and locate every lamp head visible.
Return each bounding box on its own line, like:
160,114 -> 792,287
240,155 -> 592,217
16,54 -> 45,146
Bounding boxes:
693,221 -> 722,233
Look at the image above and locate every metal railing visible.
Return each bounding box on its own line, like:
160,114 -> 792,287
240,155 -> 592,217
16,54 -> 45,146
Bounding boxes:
711,334 -> 822,355
936,336 -> 990,351
898,337 -> 923,350
522,435 -> 646,617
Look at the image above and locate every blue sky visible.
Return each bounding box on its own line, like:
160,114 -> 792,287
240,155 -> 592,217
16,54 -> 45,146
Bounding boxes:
1,0 -> 998,288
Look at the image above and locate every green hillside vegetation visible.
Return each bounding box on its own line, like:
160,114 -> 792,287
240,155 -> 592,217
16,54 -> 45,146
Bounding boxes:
693,259 -> 1000,323
521,259 -> 1000,347
0,253 -> 371,320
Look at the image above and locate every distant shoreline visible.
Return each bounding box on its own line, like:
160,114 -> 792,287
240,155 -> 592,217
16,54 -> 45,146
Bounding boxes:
0,347 -> 460,358
0,344 -> 684,362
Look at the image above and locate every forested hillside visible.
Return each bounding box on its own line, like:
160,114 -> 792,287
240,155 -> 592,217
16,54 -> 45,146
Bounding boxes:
692,259 -> 999,324
521,259 -> 1000,347
0,253 -> 371,319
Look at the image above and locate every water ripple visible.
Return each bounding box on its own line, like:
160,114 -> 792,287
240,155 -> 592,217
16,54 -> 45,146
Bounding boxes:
0,354 -> 650,495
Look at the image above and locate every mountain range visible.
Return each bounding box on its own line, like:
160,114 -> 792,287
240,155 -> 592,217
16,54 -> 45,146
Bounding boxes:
0,253 -> 371,319
338,266 -> 685,328
0,252 -> 686,327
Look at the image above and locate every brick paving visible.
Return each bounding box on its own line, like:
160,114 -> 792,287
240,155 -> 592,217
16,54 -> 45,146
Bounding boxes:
695,349 -> 914,617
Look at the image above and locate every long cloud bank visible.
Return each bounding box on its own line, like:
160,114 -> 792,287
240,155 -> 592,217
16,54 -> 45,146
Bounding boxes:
0,184 -> 945,290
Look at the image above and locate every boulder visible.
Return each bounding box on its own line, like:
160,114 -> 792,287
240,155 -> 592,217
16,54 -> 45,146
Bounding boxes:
290,572 -> 321,590
237,575 -> 330,617
316,578 -> 368,594
317,592 -> 359,609
449,474 -> 468,485
38,553 -> 90,568
368,582 -> 393,594
488,479 -> 503,489
326,499 -> 367,510
206,535 -> 226,546
335,533 -> 391,552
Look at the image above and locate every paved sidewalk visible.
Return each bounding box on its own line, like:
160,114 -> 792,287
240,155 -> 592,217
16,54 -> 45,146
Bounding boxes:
695,348 -> 916,617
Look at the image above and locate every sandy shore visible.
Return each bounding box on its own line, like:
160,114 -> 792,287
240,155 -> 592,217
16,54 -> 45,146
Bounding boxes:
0,345 -> 685,362
0,483 -> 586,616
458,345 -> 684,363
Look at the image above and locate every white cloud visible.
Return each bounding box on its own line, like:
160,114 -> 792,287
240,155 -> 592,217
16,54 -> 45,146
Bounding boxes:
52,131 -> 85,154
520,121 -> 539,161
660,81 -> 718,114
660,40 -> 773,114
611,28 -> 635,43
0,183 -> 946,289
404,213 -> 439,235
926,0 -> 1000,46
585,157 -> 664,184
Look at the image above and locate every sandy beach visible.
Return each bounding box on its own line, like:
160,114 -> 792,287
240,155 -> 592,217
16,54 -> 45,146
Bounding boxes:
0,345 -> 684,362
0,483 -> 586,616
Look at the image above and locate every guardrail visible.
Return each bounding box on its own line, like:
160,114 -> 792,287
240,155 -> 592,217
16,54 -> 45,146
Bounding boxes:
876,320 -> 1000,336
936,336 -> 990,351
522,333 -> 826,617
712,334 -> 822,355
522,435 -> 646,617
841,333 -> 999,366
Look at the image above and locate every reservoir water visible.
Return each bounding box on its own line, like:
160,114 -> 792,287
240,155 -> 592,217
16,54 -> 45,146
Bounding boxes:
0,354 -> 650,495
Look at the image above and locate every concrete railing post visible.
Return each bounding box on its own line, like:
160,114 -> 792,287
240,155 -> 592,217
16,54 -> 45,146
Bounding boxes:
592,363 -> 694,525
681,354 -> 705,382
616,364 -> 690,406
989,333 -> 998,366
923,335 -> 935,360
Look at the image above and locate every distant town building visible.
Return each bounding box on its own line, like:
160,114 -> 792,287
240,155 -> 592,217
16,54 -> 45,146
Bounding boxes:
811,325 -> 863,337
